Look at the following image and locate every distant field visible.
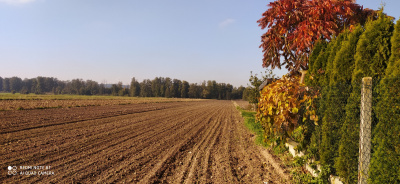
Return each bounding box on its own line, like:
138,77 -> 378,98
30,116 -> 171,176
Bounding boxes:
0,93 -> 201,111
0,93 -> 165,100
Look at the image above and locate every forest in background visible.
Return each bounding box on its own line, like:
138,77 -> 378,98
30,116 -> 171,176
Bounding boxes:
0,76 -> 252,100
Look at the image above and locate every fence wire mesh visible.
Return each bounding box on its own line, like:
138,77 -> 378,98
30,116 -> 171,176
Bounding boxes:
302,76 -> 399,184
358,77 -> 372,184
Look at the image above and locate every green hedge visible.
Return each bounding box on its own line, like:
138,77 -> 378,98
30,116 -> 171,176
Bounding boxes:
319,33 -> 346,172
305,12 -> 397,184
369,18 -> 400,184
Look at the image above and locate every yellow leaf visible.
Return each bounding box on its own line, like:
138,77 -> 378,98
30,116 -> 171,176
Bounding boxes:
292,107 -> 299,114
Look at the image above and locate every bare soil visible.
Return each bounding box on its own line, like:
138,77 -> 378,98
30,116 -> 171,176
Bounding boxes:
1,100 -> 290,183
0,98 -> 199,111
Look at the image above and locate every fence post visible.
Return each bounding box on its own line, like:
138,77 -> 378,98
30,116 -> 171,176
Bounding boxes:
358,77 -> 372,184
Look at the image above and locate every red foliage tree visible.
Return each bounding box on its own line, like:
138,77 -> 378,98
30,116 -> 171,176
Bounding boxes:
257,0 -> 374,73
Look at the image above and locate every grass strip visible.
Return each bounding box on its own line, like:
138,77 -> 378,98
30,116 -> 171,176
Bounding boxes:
236,106 -> 325,183
236,106 -> 268,147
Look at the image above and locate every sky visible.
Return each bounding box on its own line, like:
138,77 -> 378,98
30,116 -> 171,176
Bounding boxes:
0,0 -> 399,87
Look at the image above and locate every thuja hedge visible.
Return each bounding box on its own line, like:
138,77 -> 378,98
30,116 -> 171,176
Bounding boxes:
369,18 -> 400,184
319,32 -> 346,172
332,25 -> 364,182
304,12 -> 397,183
339,13 -> 393,183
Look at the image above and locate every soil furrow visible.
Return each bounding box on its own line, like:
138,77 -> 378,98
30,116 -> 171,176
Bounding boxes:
3,103 -> 207,183
136,104 -> 222,183
1,100 -> 290,184
183,104 -> 226,184
0,103 -> 185,134
80,105 -> 216,183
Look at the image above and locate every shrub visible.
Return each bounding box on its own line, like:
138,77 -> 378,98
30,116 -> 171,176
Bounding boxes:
257,75 -> 318,146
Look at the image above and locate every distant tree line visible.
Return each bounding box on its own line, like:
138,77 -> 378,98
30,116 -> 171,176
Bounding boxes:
0,76 -> 253,100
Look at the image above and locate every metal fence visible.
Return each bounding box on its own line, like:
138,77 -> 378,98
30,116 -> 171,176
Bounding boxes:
358,77 -> 372,184
305,76 -> 399,184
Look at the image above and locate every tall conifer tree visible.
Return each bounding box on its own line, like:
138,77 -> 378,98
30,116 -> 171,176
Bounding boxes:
369,18 -> 400,184
340,12 -> 394,183
333,25 -> 364,181
319,33 -> 346,170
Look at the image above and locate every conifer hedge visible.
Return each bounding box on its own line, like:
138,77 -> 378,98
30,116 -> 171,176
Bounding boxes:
369,18 -> 400,184
305,40 -> 329,161
305,40 -> 327,87
319,33 -> 347,172
333,25 -> 364,182
302,12 -> 398,183
338,13 -> 393,183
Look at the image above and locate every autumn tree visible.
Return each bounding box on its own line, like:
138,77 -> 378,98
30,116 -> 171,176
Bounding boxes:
257,75 -> 319,144
258,0 -> 372,73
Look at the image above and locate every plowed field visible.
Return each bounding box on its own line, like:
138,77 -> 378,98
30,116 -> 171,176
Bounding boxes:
1,100 -> 290,183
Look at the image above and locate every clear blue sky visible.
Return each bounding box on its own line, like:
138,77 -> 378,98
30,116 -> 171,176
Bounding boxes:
0,0 -> 399,87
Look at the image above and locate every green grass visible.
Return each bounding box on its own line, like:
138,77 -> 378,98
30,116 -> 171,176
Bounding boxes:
236,106 -> 316,183
0,93 -> 168,100
236,106 -> 268,147
236,106 -> 289,152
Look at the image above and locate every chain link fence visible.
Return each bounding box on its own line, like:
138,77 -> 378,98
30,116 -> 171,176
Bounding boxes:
358,77 -> 372,184
302,76 -> 399,184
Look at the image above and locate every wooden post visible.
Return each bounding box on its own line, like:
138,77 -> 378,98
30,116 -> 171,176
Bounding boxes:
358,77 -> 372,184
300,70 -> 307,84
